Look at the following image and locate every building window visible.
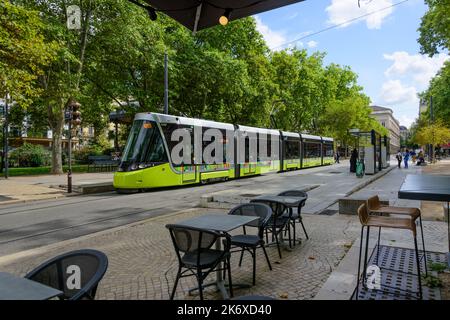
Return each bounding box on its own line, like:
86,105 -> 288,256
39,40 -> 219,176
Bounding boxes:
381,121 -> 385,127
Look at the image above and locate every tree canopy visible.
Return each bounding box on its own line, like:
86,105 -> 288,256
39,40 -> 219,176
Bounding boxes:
418,0 -> 450,57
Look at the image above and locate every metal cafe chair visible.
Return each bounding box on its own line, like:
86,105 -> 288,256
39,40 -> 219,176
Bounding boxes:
367,195 -> 428,276
277,190 -> 309,244
228,203 -> 273,286
25,249 -> 108,300
250,198 -> 290,259
166,224 -> 233,300
356,203 -> 423,300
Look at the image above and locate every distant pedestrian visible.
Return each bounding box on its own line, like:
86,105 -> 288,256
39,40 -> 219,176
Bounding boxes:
403,149 -> 410,169
335,151 -> 340,163
396,150 -> 402,168
350,148 -> 358,173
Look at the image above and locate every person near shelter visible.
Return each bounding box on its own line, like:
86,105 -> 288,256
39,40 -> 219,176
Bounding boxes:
403,149 -> 410,169
396,150 -> 402,168
335,151 -> 340,163
350,148 -> 358,172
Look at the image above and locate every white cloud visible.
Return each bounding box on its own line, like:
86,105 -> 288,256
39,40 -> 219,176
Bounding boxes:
383,51 -> 449,87
307,40 -> 318,48
254,16 -> 286,50
398,115 -> 415,128
326,0 -> 394,29
379,80 -> 418,105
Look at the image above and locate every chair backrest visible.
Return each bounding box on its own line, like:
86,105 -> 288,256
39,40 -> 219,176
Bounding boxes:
166,224 -> 230,266
228,203 -> 272,237
250,199 -> 288,219
357,203 -> 369,225
367,195 -> 381,211
25,249 -> 108,300
277,190 -> 308,208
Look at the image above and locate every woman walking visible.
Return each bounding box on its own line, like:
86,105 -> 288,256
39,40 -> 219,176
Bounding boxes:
403,149 -> 410,169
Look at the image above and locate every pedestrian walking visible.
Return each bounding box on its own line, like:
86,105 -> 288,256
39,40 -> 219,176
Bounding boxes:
396,150 -> 402,168
403,149 -> 410,169
335,151 -> 340,163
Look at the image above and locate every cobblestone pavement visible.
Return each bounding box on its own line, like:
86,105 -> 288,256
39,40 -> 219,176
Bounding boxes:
0,208 -> 362,300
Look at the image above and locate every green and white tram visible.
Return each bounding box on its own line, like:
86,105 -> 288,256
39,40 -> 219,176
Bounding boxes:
113,113 -> 334,191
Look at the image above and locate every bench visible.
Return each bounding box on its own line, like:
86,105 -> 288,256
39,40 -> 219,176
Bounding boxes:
87,155 -> 119,172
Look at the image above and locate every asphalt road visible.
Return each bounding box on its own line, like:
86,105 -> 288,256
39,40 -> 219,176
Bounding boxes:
0,162 -> 355,256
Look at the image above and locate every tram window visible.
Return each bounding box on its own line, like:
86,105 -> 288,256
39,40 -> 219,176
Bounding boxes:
304,142 -> 321,158
285,139 -> 299,159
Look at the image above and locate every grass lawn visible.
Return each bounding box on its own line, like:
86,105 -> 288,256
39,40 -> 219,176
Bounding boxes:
6,165 -> 90,176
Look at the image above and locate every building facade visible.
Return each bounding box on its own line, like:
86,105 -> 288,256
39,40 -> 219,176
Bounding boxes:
399,125 -> 410,146
370,105 -> 401,152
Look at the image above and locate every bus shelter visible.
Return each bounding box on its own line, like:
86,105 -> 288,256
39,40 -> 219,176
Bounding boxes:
349,129 -> 383,175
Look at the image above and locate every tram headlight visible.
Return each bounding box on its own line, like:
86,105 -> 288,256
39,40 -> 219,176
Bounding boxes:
130,163 -> 138,171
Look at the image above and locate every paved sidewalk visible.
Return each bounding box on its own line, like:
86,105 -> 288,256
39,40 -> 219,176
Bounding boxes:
0,172 -> 113,205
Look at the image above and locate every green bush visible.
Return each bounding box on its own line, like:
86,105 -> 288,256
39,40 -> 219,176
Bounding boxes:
73,145 -> 103,164
9,143 -> 51,167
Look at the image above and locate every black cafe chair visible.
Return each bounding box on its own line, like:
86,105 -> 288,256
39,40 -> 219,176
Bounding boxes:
250,198 -> 290,259
25,249 -> 108,300
277,190 -> 309,243
166,224 -> 233,300
228,203 -> 273,286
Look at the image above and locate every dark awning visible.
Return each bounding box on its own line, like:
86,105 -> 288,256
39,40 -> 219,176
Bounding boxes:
131,0 -> 305,32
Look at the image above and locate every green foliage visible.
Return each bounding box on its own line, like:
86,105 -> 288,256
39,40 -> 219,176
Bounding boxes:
422,274 -> 443,288
429,262 -> 448,273
414,120 -> 450,146
418,0 -> 450,57
73,145 -> 104,164
0,0 -> 59,106
9,143 -> 51,167
419,62 -> 450,127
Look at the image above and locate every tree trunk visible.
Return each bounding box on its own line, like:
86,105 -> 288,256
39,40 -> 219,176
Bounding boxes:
50,105 -> 65,174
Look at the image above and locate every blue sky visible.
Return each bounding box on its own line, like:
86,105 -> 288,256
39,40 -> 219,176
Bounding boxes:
254,0 -> 449,127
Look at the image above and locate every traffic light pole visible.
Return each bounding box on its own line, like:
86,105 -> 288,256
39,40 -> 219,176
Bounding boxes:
67,109 -> 72,193
3,93 -> 9,179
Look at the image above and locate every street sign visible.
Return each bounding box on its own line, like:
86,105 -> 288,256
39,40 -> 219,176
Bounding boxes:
348,128 -> 360,133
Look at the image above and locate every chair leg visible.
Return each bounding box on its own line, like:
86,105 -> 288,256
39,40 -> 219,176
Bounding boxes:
261,244 -> 272,270
414,235 -> 423,300
238,248 -> 245,267
227,257 -> 233,298
292,219 -> 296,246
287,222 -> 292,249
375,227 -> 381,265
170,266 -> 182,300
252,248 -> 256,286
274,230 -> 282,259
356,225 -> 364,300
418,214 -> 428,276
362,226 -> 370,288
300,216 -> 309,240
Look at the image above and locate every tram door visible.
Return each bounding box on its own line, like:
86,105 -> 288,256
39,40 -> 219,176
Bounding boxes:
181,165 -> 197,183
243,136 -> 257,175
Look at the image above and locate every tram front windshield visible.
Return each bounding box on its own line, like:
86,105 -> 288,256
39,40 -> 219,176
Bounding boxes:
120,120 -> 168,171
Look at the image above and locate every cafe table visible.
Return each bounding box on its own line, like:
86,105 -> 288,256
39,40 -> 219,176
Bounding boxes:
398,174 -> 450,267
0,272 -> 63,300
175,213 -> 258,299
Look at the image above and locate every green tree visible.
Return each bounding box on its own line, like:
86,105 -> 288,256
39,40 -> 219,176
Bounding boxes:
0,0 -> 58,105
414,120 -> 450,161
419,61 -> 450,127
418,0 -> 450,57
